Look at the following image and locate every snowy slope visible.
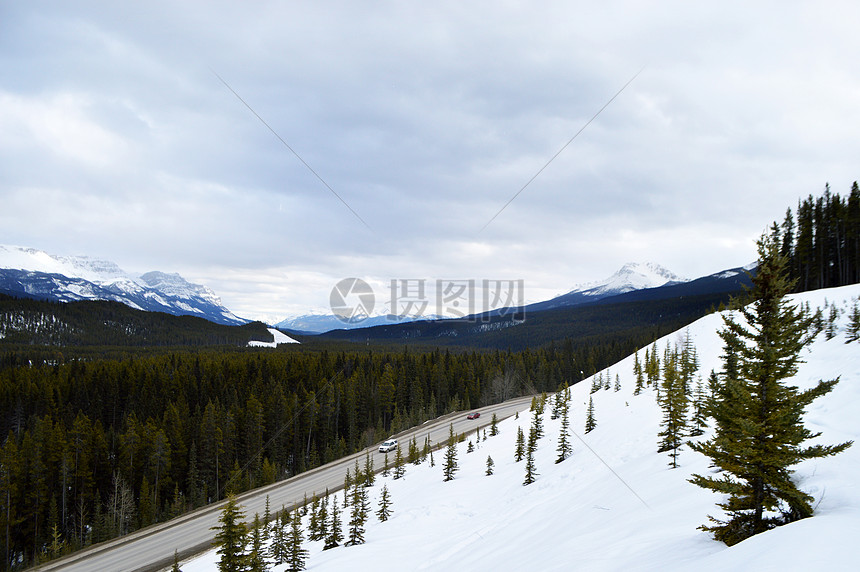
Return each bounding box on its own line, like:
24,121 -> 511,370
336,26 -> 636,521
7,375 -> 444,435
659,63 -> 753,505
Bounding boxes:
181,284 -> 860,571
0,245 -> 245,325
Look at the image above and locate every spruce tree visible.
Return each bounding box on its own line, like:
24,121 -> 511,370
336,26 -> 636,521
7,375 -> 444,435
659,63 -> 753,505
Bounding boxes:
270,509 -> 287,565
323,496 -> 343,550
846,299 -> 860,343
523,425 -> 538,485
514,426 -> 525,462
490,413 -> 499,436
443,424 -> 459,482
690,232 -> 853,546
485,455 -> 494,476
212,494 -> 247,572
382,452 -> 390,477
393,444 -> 406,480
633,350 -> 645,395
363,452 -> 375,487
247,513 -> 268,572
531,400 -> 544,440
376,484 -> 392,522
347,482 -> 369,545
657,345 -> 688,468
285,510 -> 308,572
556,395 -> 572,463
172,549 -> 182,572
585,396 -> 596,434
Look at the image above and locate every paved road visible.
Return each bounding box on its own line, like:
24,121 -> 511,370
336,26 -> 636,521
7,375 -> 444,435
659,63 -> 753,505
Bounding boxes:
33,395 -> 534,572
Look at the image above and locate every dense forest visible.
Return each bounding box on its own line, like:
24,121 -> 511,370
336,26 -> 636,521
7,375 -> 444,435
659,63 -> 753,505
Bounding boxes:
776,182 -> 860,292
0,295 -> 273,348
0,338 -> 650,569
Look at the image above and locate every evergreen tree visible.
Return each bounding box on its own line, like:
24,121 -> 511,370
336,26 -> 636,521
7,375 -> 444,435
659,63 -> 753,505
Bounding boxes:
247,513 -> 268,572
443,424 -> 459,482
466,440 -> 474,454
285,510 -> 307,572
392,444 -> 406,480
690,232 -> 853,546
585,396 -> 596,434
323,496 -> 343,550
382,452 -> 390,477
689,376 -> 708,437
347,482 -> 369,545
307,496 -> 320,542
614,373 -> 621,392
523,426 -> 538,486
376,484 -> 392,522
343,469 -> 352,505
212,494 -> 247,572
485,455 -> 494,476
846,299 -> 860,343
633,350 -> 645,395
590,373 -> 601,394
363,452 -> 375,487
556,395 -> 572,463
269,508 -> 287,565
172,549 -> 182,572
407,436 -> 420,464
531,400 -> 544,440
490,413 -> 499,436
657,345 -> 688,468
514,426 -> 525,462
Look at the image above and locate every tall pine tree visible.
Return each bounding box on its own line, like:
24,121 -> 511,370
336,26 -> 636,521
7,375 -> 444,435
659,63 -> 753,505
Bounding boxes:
690,231 -> 853,545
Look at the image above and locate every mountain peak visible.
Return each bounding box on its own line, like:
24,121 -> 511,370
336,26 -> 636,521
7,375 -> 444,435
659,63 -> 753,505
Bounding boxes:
569,262 -> 685,296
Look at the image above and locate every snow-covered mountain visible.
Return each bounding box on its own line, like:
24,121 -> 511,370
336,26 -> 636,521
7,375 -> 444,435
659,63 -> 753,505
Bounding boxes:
0,245 -> 246,325
528,262 -> 688,312
569,261 -> 685,296
182,283 -> 860,571
275,312 -> 444,334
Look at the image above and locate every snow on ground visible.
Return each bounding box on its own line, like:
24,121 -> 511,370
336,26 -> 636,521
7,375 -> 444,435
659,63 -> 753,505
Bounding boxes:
248,328 -> 300,347
184,284 -> 860,571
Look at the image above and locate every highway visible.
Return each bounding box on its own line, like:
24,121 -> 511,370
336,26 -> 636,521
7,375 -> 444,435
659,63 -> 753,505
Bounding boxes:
32,395 -> 535,572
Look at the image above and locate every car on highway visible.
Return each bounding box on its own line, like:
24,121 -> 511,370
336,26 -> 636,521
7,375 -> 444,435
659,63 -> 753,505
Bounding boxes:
379,438 -> 398,453
467,411 -> 481,420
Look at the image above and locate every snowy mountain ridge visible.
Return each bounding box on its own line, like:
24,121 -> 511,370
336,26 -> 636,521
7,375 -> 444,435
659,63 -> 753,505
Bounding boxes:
567,261 -> 687,297
0,244 -> 245,325
182,283 -> 860,571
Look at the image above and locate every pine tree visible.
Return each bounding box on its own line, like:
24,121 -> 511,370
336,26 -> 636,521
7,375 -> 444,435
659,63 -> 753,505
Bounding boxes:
269,508 -> 287,565
514,426 -> 525,462
846,299 -> 860,343
614,374 -> 621,392
343,468 -> 352,505
285,510 -> 308,572
523,425 -> 538,486
323,496 -> 343,550
466,440 -> 474,453
485,455 -> 494,476
443,424 -> 459,482
689,376 -> 708,437
633,350 -> 645,395
247,513 -> 268,572
657,345 -> 688,468
585,396 -> 596,434
690,232 -> 853,546
382,452 -> 390,477
408,436 -> 420,465
307,495 -> 320,541
347,482 -> 369,545
363,452 -> 375,487
556,395 -> 572,463
393,444 -> 406,480
212,494 -> 248,572
590,373 -> 601,394
172,549 -> 183,572
376,484 -> 392,522
490,413 -> 499,436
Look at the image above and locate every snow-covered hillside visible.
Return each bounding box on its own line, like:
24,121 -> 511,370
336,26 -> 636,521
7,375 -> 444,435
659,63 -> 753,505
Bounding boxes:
0,245 -> 245,325
181,284 -> 860,571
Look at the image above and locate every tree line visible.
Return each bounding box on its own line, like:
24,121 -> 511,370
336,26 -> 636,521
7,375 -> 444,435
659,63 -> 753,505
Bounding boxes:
776,181 -> 860,292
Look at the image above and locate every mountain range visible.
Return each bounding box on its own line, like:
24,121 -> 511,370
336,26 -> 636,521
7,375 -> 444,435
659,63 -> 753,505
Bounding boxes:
0,245 -> 245,325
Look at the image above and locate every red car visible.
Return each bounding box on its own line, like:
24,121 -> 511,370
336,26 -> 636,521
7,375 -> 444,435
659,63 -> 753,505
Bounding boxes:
467,412 -> 481,420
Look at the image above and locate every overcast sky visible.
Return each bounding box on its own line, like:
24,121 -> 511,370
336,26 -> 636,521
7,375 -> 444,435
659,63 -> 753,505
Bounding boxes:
2,1 -> 859,322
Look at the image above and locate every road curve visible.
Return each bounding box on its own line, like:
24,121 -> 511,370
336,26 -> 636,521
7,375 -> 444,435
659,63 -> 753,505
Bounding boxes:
32,395 -> 535,572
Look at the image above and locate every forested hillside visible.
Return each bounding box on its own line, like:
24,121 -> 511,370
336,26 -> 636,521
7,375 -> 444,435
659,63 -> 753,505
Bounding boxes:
0,295 -> 271,348
777,181 -> 860,291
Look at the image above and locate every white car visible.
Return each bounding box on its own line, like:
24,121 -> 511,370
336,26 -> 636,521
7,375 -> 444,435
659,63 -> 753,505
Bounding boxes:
379,439 -> 398,453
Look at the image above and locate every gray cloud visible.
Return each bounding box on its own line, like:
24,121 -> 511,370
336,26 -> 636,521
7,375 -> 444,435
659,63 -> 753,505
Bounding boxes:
2,1 -> 859,320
